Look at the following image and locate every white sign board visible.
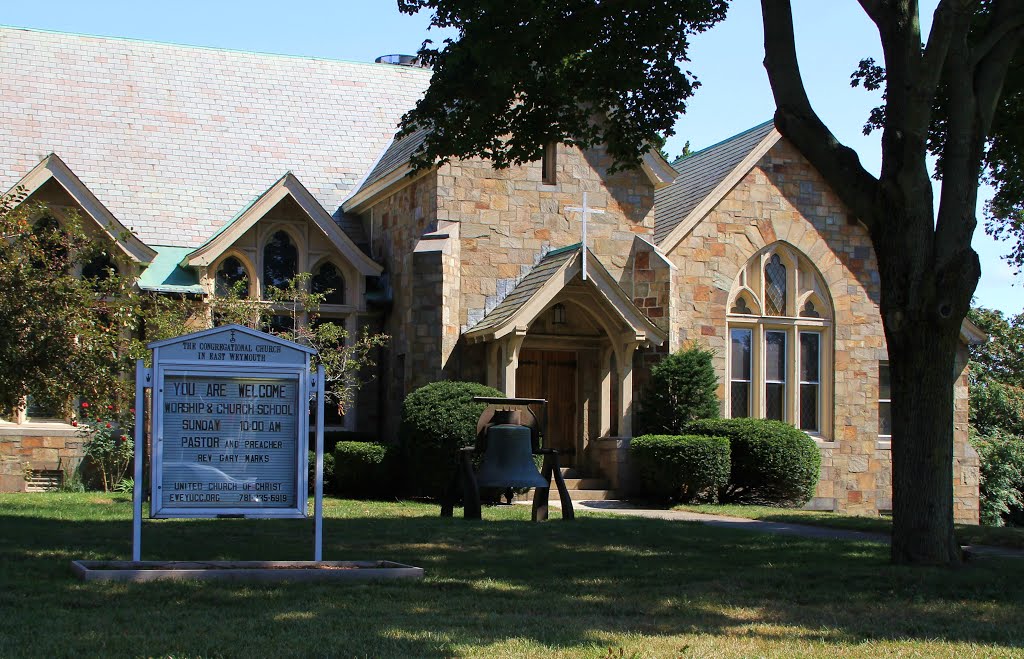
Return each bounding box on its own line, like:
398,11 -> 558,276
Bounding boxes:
148,325 -> 316,519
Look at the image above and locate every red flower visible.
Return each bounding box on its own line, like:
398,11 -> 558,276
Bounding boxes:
129,408 -> 135,414
107,405 -> 114,411
71,420 -> 78,427
81,402 -> 89,409
105,422 -> 111,428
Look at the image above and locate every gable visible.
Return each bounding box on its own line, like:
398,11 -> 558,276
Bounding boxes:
464,245 -> 665,345
185,172 -> 381,277
655,120 -> 779,251
9,154 -> 157,264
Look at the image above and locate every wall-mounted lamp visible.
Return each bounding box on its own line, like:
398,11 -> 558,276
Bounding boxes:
552,303 -> 567,325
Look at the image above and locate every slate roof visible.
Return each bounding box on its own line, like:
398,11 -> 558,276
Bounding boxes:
0,26 -> 430,249
357,125 -> 430,194
469,245 -> 580,334
653,119 -> 776,245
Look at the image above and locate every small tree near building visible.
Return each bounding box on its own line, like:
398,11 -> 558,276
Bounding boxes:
637,343 -> 720,435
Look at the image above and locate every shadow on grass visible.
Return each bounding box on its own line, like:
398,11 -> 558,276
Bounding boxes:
1,495 -> 1023,657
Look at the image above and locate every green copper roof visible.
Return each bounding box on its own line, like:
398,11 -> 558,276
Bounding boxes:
137,246 -> 203,294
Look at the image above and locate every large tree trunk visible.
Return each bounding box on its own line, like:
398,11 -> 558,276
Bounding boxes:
885,315 -> 963,564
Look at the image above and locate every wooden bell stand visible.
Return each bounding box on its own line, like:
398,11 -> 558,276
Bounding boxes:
440,397 -> 575,521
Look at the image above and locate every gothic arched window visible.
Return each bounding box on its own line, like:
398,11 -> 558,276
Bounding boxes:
263,231 -> 297,298
727,243 -> 833,436
311,262 -> 346,305
215,255 -> 251,297
82,252 -> 119,284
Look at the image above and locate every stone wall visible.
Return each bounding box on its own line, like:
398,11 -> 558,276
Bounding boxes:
365,174 -> 440,440
953,345 -> 981,523
0,425 -> 82,492
437,144 -> 656,332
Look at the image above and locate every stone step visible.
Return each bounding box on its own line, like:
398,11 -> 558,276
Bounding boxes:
561,478 -> 610,490
526,488 -> 620,502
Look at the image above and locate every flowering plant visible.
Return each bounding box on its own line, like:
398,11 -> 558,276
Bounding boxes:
77,402 -> 134,492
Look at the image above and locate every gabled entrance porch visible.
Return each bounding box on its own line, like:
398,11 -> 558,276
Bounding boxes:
463,245 -> 665,489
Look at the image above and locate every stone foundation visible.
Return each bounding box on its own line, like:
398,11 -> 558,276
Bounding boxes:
0,424 -> 83,492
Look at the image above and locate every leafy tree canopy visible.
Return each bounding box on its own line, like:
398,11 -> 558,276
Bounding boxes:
968,306 -> 1024,388
0,190 -> 195,419
397,0 -> 727,171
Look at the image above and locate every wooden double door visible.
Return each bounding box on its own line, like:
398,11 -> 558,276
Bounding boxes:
516,349 -> 578,461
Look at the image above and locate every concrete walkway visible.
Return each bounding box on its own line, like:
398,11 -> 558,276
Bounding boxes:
534,499 -> 1024,559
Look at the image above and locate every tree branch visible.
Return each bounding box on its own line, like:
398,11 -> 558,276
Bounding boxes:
970,0 -> 1024,67
917,1 -> 958,107
973,3 -> 1024,133
761,0 -> 880,228
856,0 -> 886,26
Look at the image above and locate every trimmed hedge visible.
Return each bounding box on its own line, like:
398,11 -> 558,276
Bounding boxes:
307,450 -> 336,494
630,434 -> 730,502
400,381 -> 504,497
332,441 -> 396,499
685,418 -> 821,506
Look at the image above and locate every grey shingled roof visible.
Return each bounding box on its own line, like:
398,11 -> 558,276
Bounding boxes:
654,120 -> 776,245
0,26 -> 430,249
469,245 -> 580,334
357,125 -> 430,194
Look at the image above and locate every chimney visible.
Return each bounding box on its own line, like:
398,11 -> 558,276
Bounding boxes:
374,54 -> 428,68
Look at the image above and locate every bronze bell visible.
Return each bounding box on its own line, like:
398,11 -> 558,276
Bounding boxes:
475,424 -> 548,489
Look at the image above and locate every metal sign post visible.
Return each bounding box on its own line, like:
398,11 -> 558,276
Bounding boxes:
130,324 -> 326,562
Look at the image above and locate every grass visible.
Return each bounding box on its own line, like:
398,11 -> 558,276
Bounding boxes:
671,503 -> 1024,549
1,493 -> 1023,658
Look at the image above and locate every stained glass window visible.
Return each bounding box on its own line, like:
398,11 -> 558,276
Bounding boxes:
263,231 -> 297,297
216,256 -> 250,297
312,262 -> 346,305
764,254 -> 787,315
800,332 -> 820,431
730,329 -> 752,418
765,331 -> 787,420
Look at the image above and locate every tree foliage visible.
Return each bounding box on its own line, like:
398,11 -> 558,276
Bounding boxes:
637,343 -> 719,434
967,305 -> 1024,526
968,306 -> 1024,388
209,272 -> 389,418
397,0 -> 727,171
0,190 -> 195,418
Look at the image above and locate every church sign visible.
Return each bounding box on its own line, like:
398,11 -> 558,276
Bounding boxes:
146,325 -> 317,519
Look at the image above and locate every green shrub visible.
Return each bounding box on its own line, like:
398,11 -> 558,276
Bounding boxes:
971,428 -> 1024,527
630,434 -> 730,502
307,450 -> 336,494
332,441 -> 396,498
685,418 -> 821,506
400,381 -> 504,497
638,344 -> 719,434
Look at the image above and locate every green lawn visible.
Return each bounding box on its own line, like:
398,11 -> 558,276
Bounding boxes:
2,494 -> 1023,658
671,503 -> 1024,549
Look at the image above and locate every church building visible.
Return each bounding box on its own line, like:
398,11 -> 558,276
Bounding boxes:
0,26 -> 981,522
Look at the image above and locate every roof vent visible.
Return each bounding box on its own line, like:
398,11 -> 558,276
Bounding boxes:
375,54 -> 428,68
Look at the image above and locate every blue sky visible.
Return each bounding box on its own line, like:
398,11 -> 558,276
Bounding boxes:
3,0 -> 1020,315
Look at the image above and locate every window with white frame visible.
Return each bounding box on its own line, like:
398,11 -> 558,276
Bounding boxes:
727,243 -> 833,436
878,361 -> 891,441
